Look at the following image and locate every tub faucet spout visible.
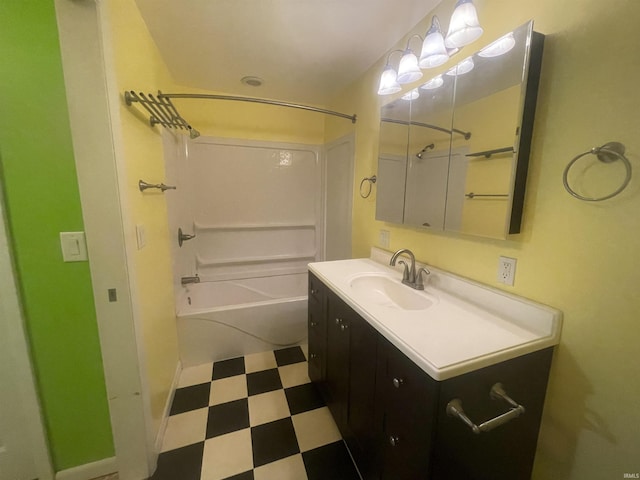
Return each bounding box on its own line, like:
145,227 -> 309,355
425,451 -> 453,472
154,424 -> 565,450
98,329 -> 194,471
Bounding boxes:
181,276 -> 200,286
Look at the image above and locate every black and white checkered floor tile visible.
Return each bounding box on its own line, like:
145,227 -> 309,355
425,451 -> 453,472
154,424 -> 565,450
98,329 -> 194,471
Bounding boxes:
150,346 -> 360,480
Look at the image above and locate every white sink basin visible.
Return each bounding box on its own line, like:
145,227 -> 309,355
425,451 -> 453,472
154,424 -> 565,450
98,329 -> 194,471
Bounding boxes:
349,274 -> 435,310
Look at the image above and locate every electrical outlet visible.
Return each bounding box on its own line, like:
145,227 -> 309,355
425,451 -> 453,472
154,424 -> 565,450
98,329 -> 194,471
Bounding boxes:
497,256 -> 517,286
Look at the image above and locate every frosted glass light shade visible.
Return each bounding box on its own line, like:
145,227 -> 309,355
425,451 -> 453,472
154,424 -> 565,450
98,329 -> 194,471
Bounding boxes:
420,75 -> 444,90
397,50 -> 423,84
479,32 -> 516,57
445,0 -> 483,48
378,66 -> 402,95
445,56 -> 474,76
402,88 -> 420,101
419,16 -> 449,69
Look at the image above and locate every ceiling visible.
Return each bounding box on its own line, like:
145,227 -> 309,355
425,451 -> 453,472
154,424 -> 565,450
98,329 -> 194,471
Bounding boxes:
135,0 -> 442,106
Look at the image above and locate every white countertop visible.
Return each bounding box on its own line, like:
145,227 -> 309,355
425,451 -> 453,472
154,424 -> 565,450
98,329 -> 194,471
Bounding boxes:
308,251 -> 562,381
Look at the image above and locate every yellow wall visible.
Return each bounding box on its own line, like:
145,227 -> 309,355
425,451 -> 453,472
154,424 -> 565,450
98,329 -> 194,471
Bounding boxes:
104,0 -> 181,437
329,0 -> 640,478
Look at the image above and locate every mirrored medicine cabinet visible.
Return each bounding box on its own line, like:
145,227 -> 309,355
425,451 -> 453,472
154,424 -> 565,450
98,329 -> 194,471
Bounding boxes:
376,21 -> 544,240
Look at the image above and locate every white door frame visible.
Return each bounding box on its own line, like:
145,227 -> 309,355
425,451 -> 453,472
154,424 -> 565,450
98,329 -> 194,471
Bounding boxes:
55,0 -> 154,478
0,180 -> 53,480
323,133 -> 355,260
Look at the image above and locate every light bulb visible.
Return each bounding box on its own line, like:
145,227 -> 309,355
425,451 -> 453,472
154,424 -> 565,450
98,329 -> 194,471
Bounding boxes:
420,75 -> 444,90
419,16 -> 449,69
479,32 -> 516,58
402,88 -> 420,101
445,0 -> 483,48
377,65 -> 402,95
397,50 -> 423,84
445,56 -> 474,76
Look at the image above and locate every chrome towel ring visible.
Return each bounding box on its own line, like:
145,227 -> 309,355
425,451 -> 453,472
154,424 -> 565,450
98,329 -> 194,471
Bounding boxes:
562,142 -> 632,201
359,175 -> 377,199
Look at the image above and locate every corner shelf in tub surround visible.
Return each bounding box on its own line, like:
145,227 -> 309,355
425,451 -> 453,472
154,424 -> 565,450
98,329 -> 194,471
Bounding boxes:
307,249 -> 563,479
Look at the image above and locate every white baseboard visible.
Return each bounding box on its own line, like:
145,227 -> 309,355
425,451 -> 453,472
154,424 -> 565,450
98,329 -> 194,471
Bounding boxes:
154,360 -> 182,453
55,456 -> 117,480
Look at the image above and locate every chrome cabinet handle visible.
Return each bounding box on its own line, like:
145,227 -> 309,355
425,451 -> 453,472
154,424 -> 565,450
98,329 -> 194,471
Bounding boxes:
389,435 -> 400,447
392,377 -> 404,389
446,383 -> 526,434
310,288 -> 318,295
310,353 -> 318,359
335,318 -> 343,325
340,323 -> 348,331
310,321 -> 318,327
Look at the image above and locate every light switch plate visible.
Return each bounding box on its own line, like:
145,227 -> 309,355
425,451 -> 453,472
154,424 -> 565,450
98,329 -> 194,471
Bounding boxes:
60,232 -> 88,262
136,224 -> 146,250
379,229 -> 390,248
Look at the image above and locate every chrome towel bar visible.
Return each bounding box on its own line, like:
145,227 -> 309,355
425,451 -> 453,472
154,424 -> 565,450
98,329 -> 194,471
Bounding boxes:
138,180 -> 176,192
446,383 -> 526,434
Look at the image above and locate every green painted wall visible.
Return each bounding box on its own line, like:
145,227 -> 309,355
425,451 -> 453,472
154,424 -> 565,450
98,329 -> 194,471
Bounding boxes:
0,0 -> 114,471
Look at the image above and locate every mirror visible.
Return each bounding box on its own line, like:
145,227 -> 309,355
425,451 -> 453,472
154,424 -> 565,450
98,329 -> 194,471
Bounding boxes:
376,21 -> 544,239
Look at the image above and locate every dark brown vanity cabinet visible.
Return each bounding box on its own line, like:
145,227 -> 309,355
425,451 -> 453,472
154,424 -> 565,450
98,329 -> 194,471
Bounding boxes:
308,272 -> 554,480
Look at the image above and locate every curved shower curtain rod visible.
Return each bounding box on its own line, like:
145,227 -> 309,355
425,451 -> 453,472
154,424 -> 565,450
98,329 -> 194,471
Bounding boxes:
162,92 -> 358,124
124,90 -> 357,139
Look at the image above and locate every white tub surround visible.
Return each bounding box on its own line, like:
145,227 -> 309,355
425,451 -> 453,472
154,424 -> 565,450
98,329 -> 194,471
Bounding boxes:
308,248 -> 562,380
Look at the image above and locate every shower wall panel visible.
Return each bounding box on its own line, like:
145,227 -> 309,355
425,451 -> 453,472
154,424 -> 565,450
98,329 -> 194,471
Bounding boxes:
168,137 -> 322,284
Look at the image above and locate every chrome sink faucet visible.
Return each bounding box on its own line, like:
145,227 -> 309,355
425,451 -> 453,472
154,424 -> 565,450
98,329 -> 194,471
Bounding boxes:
389,248 -> 430,290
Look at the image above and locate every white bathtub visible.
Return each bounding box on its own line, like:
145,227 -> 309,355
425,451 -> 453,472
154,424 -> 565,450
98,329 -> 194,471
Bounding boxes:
176,273 -> 308,366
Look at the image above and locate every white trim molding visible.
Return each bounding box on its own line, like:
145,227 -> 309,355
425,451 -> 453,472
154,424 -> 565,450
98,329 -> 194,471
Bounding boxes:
55,456 -> 118,480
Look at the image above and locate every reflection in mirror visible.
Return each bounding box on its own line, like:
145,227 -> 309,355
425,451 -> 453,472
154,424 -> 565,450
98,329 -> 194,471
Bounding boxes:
446,21 -> 535,238
404,74 -> 456,229
376,98 -> 410,223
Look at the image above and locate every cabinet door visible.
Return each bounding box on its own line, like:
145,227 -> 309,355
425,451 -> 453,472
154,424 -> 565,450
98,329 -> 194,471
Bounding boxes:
345,310 -> 378,478
375,337 -> 438,480
307,273 -> 326,386
325,290 -> 351,432
431,348 -> 553,480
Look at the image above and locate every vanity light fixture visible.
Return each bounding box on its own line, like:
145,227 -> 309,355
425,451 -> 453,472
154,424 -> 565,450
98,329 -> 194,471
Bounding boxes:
376,0 -> 483,95
478,32 -> 516,57
420,74 -> 444,90
402,88 -> 420,101
377,50 -> 404,95
419,16 -> 450,68
445,56 -> 475,76
445,0 -> 483,49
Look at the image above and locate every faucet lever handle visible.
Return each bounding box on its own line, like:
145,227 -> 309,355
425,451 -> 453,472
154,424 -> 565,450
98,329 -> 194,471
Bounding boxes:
415,267 -> 431,289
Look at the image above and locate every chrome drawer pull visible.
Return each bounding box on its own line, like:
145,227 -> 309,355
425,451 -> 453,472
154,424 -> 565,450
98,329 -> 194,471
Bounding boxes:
389,435 -> 400,447
446,383 -> 526,434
